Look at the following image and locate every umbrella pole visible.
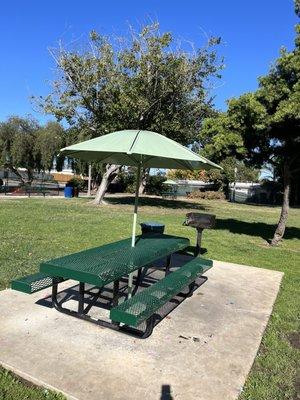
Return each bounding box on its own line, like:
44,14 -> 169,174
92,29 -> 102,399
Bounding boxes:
128,163 -> 142,298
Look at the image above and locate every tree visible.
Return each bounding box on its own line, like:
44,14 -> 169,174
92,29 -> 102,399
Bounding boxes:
230,34 -> 300,243
0,117 -> 65,183
200,2 -> 300,245
35,121 -> 65,172
0,116 -> 40,183
199,111 -> 258,196
199,112 -> 245,161
210,157 -> 259,196
38,23 -> 223,204
167,169 -> 206,181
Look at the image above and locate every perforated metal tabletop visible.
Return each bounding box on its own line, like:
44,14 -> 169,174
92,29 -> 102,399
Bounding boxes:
40,234 -> 190,287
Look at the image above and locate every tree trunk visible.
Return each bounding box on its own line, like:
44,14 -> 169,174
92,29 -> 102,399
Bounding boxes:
9,165 -> 26,184
26,168 -> 34,185
138,168 -> 149,195
92,164 -> 120,205
270,162 -> 291,246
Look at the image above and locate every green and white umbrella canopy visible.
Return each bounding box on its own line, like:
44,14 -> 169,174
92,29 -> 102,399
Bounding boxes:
60,130 -> 221,296
60,129 -> 220,170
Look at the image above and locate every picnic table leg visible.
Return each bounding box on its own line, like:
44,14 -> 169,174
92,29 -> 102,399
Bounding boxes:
135,268 -> 143,288
165,255 -> 172,276
185,281 -> 196,297
111,280 -> 121,328
182,276 -> 208,298
112,280 -> 119,308
140,316 -> 155,339
51,277 -> 155,338
132,268 -> 143,296
52,279 -> 58,305
78,282 -> 85,314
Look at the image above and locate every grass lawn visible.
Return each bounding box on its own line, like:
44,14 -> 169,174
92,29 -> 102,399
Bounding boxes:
0,196 -> 299,400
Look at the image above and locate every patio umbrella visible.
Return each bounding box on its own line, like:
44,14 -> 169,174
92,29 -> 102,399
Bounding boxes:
60,129 -> 221,295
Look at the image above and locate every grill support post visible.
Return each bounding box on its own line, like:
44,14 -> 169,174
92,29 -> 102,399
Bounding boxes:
195,228 -> 203,256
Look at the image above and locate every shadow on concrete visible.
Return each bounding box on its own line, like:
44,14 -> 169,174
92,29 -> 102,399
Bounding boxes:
215,218 -> 300,242
160,384 -> 173,400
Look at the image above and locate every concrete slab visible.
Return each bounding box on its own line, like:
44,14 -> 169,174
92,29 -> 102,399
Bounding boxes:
0,260 -> 283,400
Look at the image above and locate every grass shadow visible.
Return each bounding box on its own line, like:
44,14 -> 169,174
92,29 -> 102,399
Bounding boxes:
106,196 -> 207,210
215,218 -> 300,241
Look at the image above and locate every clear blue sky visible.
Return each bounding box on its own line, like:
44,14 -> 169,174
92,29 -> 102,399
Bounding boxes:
0,0 -> 297,123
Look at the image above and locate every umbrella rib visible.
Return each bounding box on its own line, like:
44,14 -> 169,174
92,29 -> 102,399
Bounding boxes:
63,150 -> 83,157
172,158 -> 193,171
92,151 -> 141,167
143,155 -> 193,170
142,155 -> 156,164
126,153 -> 142,166
128,130 -> 141,154
94,152 -> 117,163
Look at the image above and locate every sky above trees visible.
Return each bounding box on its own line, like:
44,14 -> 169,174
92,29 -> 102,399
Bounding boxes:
0,1 -> 297,123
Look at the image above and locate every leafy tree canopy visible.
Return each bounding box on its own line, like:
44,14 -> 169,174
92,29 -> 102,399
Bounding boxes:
38,23 -> 223,146
199,2 -> 300,244
0,116 -> 65,183
35,121 -> 65,171
36,22 -> 224,203
199,112 -> 245,162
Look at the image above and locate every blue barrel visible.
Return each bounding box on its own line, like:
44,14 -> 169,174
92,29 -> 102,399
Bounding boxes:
140,221 -> 165,235
64,186 -> 73,198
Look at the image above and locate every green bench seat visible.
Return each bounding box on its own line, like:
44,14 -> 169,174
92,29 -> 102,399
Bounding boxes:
11,272 -> 65,294
110,257 -> 213,327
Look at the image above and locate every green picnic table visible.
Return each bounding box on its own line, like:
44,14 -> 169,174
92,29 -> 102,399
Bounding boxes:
12,234 -> 212,338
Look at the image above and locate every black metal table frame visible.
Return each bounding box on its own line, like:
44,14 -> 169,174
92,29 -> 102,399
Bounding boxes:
51,258 -> 171,338
50,253 -> 205,338
51,277 -> 157,338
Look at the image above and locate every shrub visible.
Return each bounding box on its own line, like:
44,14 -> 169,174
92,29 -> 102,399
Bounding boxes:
145,175 -> 166,195
187,190 -> 225,200
117,172 -> 136,193
116,172 -> 166,195
126,182 -> 137,194
66,177 -> 86,190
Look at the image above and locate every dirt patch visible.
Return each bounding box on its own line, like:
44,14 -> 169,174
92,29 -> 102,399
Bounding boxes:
288,332 -> 300,349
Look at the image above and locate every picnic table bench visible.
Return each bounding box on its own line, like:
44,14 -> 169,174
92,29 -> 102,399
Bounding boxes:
24,185 -> 51,197
11,234 -> 212,338
161,191 -> 177,200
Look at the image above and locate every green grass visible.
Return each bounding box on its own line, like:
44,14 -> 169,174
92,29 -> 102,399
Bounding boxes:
0,368 -> 64,400
0,196 -> 299,400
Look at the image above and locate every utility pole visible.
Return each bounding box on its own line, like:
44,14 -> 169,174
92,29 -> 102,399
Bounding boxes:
87,163 -> 92,197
